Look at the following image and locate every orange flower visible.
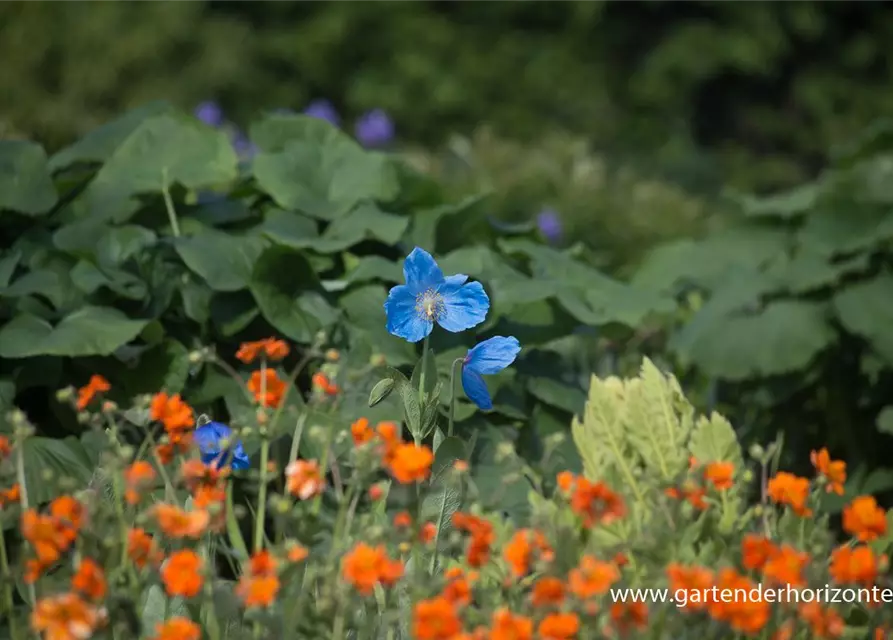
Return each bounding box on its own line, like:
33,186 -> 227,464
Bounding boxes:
123,461 -> 156,505
342,543 -> 404,595
312,372 -> 340,396
152,617 -> 202,640
235,338 -> 289,364
558,472 -> 626,525
21,496 -> 84,577
180,459 -> 227,509
49,496 -> 84,540
150,392 -> 195,433
830,544 -> 880,585
609,602 -> 648,635
490,608 -> 533,640
420,522 -> 437,544
71,558 -> 106,602
368,484 -> 385,501
503,529 -> 554,577
128,528 -> 163,569
666,563 -> 713,611
442,568 -> 473,606
247,369 -> 287,408
413,596 -> 463,640
741,534 -> 777,571
236,550 -> 280,608
76,375 -> 110,411
531,577 -> 565,607
704,461 -> 734,491
286,540 -> 309,563
767,472 -> 812,516
0,483 -> 21,509
798,602 -> 844,638
452,513 -> 495,567
538,613 -> 579,639
843,495 -> 887,542
285,459 -> 324,500
394,511 -> 413,528
708,568 -> 770,634
387,443 -> 434,484
762,544 -> 809,587
31,592 -> 105,640
153,504 -> 209,539
569,555 -> 620,599
161,550 -> 204,598
0,434 -> 11,459
811,448 -> 846,495
351,418 -> 375,445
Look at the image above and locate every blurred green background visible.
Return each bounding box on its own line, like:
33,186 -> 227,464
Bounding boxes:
2,0 -> 891,270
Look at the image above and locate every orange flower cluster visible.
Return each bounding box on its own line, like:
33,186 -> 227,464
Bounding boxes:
0,482 -> 21,509
285,459 -> 325,500
153,503 -> 210,539
767,472 -> 812,517
31,592 -> 106,640
341,542 -> 404,595
150,392 -> 195,463
842,495 -> 887,541
810,448 -> 846,495
123,461 -> 156,505
312,372 -> 340,396
556,471 -> 626,526
351,418 -> 434,484
0,434 -> 13,458
247,369 -> 287,408
741,535 -> 809,586
452,512 -> 496,567
128,528 -> 163,569
72,558 -> 107,602
21,495 -> 84,582
504,529 -> 554,577
161,549 -> 204,598
236,338 -> 289,364
568,555 -> 621,600
76,374 -> 110,411
669,563 -> 770,634
152,617 -> 201,640
236,550 -> 280,608
180,459 -> 228,509
830,544 -> 884,586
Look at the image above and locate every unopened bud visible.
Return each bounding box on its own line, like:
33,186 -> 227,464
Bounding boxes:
495,442 -> 514,462
55,387 -> 75,403
748,444 -> 765,460
314,331 -> 327,347
101,400 -> 117,413
742,469 -> 754,483
188,351 -> 204,364
398,542 -> 411,554
370,353 -> 386,367
41,469 -> 54,482
119,445 -> 135,460
325,349 -> 340,363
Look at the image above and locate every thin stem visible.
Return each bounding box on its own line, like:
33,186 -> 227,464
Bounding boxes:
287,413 -> 308,465
416,335 -> 431,446
447,358 -> 463,438
161,168 -> 181,238
14,441 -> 36,609
254,357 -> 270,554
0,524 -> 21,640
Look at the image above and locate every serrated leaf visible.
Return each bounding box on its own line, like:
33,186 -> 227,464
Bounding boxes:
175,229 -> 267,292
688,412 -> 743,467
0,140 -> 58,215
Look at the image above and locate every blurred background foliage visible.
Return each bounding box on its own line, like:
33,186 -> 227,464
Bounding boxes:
3,1 -> 893,272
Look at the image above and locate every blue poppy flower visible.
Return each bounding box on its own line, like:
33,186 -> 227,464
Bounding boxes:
461,336 -> 521,410
536,208 -> 563,243
355,109 -> 394,147
194,421 -> 250,470
304,99 -> 340,126
384,247 -> 489,343
195,101 -> 224,128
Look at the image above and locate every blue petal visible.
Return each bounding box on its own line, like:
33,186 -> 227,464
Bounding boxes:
195,422 -> 249,470
461,367 -> 493,410
437,280 -> 489,333
384,283 -> 433,343
465,336 -> 521,374
403,247 -> 444,293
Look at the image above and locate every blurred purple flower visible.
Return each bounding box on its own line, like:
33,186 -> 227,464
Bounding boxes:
304,99 -> 340,126
536,209 -> 563,243
195,101 -> 224,128
231,131 -> 258,160
355,109 -> 394,147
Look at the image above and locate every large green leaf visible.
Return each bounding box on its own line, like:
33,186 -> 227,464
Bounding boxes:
0,140 -> 58,215
249,247 -> 336,343
84,113 -> 239,221
49,101 -> 174,171
798,208 -> 893,257
118,340 -> 191,396
175,229 -> 268,292
251,114 -> 398,220
314,204 -> 409,253
22,437 -> 95,504
0,306 -> 147,358
833,274 -> 893,362
260,209 -> 320,249
671,300 -> 834,380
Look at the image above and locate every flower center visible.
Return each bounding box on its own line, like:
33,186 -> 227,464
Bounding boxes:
415,289 -> 444,321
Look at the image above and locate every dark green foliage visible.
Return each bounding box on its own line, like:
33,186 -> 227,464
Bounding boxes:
3,2 -> 893,193
0,105 -> 673,505
635,120 -> 893,505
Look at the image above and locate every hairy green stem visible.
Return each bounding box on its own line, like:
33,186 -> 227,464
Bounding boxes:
447,358 -> 462,438
0,524 -> 21,640
416,335 -> 430,445
161,168 -> 181,238
254,358 -> 270,554
14,441 -> 36,608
